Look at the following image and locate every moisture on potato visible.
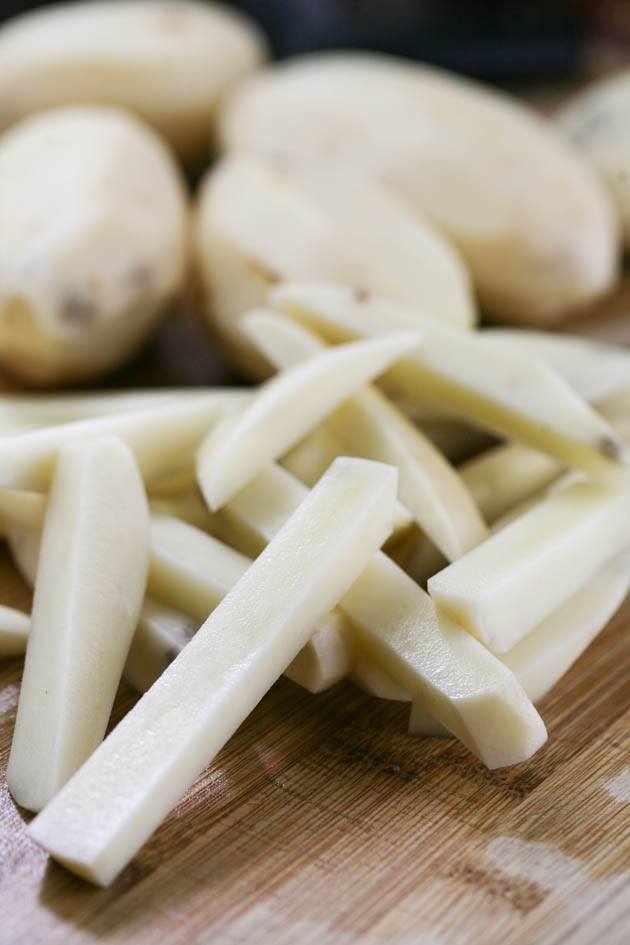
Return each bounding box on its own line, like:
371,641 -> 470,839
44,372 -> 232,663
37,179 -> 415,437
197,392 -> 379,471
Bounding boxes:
220,53 -> 619,325
0,0 -> 267,159
194,152 -> 476,376
0,106 -> 189,385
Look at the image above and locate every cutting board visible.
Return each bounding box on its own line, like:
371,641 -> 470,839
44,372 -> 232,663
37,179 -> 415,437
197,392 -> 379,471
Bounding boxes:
0,298 -> 629,945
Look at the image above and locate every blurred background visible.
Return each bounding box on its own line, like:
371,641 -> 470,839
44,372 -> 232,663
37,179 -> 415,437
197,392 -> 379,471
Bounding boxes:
2,1 -> 630,88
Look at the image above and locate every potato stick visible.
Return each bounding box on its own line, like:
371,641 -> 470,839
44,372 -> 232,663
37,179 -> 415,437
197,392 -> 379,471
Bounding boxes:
349,659 -> 412,702
482,329 -> 630,405
342,553 -> 546,768
0,399 -> 227,491
459,443 -> 562,524
123,599 -> 199,695
28,457 -> 397,885
410,552 -> 630,735
429,480 -> 630,652
281,428 -> 414,545
7,524 -> 42,587
285,610 -> 353,693
0,605 -> 30,658
7,437 -> 149,812
150,490 -> 216,533
271,283 -> 624,482
196,331 -> 422,509
213,462 -> 544,767
243,310 -> 486,560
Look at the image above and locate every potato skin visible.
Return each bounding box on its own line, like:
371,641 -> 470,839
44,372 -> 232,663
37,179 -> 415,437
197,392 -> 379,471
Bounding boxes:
0,1 -> 267,160
194,153 -> 477,377
220,53 -> 620,326
0,106 -> 189,385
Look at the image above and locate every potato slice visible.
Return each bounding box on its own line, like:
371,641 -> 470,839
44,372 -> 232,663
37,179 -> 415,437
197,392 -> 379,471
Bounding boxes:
0,606 -> 30,658
285,611 -> 352,694
194,152 -> 475,375
28,457 -> 396,885
0,106 -> 189,384
0,399 -> 223,491
197,331 -> 421,510
342,553 -> 546,768
221,53 -> 617,324
429,480 -> 630,653
349,659 -> 412,703
243,310 -> 486,560
459,443 -> 562,524
482,329 -> 630,404
272,282 -> 623,482
123,598 -> 199,695
410,552 -> 630,735
7,437 -> 149,812
0,1 -> 266,160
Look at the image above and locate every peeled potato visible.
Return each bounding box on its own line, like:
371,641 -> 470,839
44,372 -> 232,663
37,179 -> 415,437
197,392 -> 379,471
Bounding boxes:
220,53 -> 618,324
0,106 -> 188,384
194,152 -> 476,376
0,0 -> 266,160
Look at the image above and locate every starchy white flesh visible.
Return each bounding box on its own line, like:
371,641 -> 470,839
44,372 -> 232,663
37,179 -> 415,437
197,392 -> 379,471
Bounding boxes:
349,659 -> 412,703
285,610 -> 353,693
211,461 -> 544,767
342,553 -> 546,768
459,443 -> 562,524
148,515 -> 250,622
0,399 -> 223,491
0,1 -> 267,159
281,428 -> 414,546
123,598 -> 199,694
558,73 -> 630,246
0,606 -> 30,658
271,283 -> 623,482
6,524 -> 41,587
222,53 -> 618,324
410,553 -> 630,736
0,106 -> 189,384
243,310 -> 486,560
482,329 -> 630,404
598,390 -> 630,447
429,481 -> 630,653
150,490 -> 216,533
28,458 -> 396,885
197,331 -> 421,509
7,437 -> 149,812
194,153 -> 474,375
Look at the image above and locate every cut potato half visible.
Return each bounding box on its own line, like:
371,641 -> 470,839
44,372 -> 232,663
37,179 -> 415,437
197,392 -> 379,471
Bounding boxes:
429,480 -> 630,652
243,309 -> 486,560
28,457 -> 396,885
0,606 -> 30,658
7,437 -> 149,812
197,330 -> 421,510
271,282 -> 623,482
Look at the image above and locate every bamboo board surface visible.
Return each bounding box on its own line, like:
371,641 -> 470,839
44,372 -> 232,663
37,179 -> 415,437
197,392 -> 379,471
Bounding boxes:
0,301 -> 629,945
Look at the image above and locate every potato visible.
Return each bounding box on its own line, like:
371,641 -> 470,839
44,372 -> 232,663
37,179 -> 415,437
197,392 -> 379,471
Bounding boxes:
0,1 -> 266,160
0,106 -> 188,384
557,73 -> 630,247
194,153 -> 476,375
220,54 -> 618,324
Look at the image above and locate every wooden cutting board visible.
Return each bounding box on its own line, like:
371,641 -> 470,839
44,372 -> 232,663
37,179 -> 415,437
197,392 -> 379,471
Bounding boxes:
0,302 -> 629,945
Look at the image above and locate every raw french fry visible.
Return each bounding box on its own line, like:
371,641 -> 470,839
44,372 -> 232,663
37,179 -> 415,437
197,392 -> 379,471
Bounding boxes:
342,553 -> 546,768
281,427 -> 414,546
349,659 -> 412,702
459,443 -> 562,524
429,480 -> 630,653
28,457 -> 397,885
6,524 -> 40,587
212,461 -> 544,767
0,606 -> 30,658
150,490 -> 216,533
123,599 -> 199,695
243,310 -> 486,560
271,283 -> 624,483
0,399 -> 224,491
285,610 -> 352,693
482,329 -> 630,404
197,331 -> 422,510
7,437 -> 149,812
410,552 -> 630,735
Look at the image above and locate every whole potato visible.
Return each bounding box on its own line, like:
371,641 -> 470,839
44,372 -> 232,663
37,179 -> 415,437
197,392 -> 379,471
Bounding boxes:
194,153 -> 476,376
0,106 -> 189,385
0,0 -> 267,160
557,73 -> 630,248
220,53 -> 619,326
